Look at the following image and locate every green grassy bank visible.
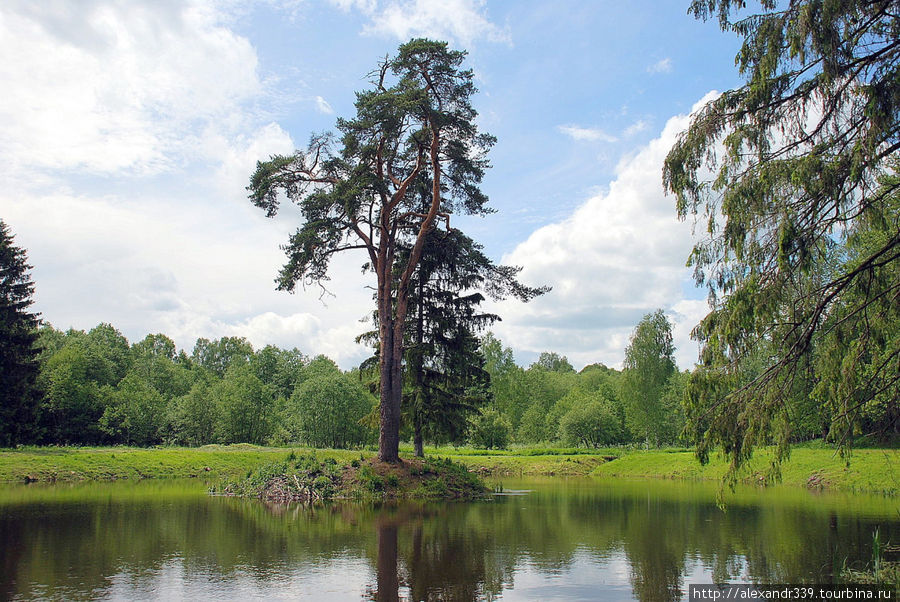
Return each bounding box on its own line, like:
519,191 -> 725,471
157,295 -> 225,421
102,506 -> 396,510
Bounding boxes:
0,445 -> 361,482
1,444 -> 897,495
0,444 -> 605,483
592,447 -> 900,495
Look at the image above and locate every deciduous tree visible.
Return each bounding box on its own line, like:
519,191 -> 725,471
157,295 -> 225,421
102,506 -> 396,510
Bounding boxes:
621,310 -> 676,447
288,373 -> 373,448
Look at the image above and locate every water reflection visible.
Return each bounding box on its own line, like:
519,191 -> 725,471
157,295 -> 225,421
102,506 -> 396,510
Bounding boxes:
0,478 -> 896,601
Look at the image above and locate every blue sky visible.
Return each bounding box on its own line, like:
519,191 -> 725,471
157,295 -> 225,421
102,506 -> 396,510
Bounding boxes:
0,0 -> 746,370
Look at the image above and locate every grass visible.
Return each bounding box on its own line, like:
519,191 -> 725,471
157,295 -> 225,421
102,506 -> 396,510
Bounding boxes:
0,444 -> 614,483
592,447 -> 900,494
1,443 -> 897,495
0,444 -> 368,483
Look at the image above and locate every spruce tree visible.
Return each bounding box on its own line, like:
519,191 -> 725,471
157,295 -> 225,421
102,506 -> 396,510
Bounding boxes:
0,220 -> 41,446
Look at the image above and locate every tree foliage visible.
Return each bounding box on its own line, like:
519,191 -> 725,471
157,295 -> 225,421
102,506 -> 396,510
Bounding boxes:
379,225 -> 544,455
288,374 -> 373,449
99,372 -> 167,446
663,1 -> 900,473
215,364 -> 275,445
248,39 -> 499,462
531,352 -> 575,373
0,220 -> 41,446
469,408 -> 511,450
559,399 -> 623,448
621,310 -> 677,447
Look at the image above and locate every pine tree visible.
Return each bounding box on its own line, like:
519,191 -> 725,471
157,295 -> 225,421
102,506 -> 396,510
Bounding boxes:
0,220 -> 41,446
250,39 -> 506,461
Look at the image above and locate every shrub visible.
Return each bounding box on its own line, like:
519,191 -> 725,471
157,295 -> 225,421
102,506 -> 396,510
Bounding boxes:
469,409 -> 511,449
559,401 -> 623,448
286,374 -> 374,448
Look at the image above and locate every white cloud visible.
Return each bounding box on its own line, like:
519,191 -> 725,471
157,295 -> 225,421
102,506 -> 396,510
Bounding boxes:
648,57 -> 673,74
354,0 -> 510,45
0,1 -> 262,176
558,125 -> 618,143
1,186 -> 377,366
0,0 -> 380,368
623,119 -> 649,137
203,122 -> 296,203
490,93 -> 720,370
330,0 -> 379,12
315,95 -> 335,114
667,299 -> 708,369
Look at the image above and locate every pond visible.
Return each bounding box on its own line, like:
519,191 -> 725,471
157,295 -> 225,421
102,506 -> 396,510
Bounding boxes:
0,477 -> 897,601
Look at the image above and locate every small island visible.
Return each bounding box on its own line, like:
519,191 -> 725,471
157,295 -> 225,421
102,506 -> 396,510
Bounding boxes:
211,452 -> 488,502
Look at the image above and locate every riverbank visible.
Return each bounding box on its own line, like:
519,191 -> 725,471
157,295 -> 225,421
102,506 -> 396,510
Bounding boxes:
0,444 -> 604,483
591,447 -> 899,495
1,444 -> 896,495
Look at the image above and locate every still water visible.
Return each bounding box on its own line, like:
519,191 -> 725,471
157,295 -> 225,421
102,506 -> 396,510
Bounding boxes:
1,477 -> 897,601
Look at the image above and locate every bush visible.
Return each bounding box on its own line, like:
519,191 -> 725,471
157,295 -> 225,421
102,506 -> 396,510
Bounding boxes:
287,374 -> 374,448
559,401 -> 623,448
469,409 -> 511,449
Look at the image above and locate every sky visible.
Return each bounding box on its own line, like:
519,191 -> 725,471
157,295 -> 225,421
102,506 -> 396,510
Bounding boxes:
0,0 -> 748,371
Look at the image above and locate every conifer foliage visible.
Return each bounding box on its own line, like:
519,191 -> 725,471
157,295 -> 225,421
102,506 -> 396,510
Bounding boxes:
0,220 -> 41,446
249,39 -> 501,462
664,1 -> 900,473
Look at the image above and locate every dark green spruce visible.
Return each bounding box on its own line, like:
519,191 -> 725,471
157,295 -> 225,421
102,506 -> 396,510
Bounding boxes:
361,224 -> 545,457
0,220 -> 42,446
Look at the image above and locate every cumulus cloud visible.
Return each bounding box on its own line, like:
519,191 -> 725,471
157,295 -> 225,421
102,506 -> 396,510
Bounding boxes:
558,125 -> 618,143
1,186 -> 377,366
490,93 -> 720,370
0,1 -> 262,175
340,0 -> 510,45
330,0 -> 379,12
648,57 -> 673,73
0,0 -> 381,367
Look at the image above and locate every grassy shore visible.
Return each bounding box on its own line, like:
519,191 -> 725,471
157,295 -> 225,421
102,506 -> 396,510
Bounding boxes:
1,443 -> 897,494
0,444 -> 606,483
592,446 -> 900,495
0,444 -> 362,482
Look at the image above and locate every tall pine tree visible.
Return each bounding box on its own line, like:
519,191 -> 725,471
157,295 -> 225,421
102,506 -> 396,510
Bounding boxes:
0,220 -> 41,446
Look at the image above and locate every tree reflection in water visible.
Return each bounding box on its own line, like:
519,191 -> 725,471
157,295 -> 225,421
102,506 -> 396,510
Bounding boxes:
0,479 -> 896,601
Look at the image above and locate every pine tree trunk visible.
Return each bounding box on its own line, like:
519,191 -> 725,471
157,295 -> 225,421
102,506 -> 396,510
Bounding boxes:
378,286 -> 408,463
377,249 -> 401,463
378,315 -> 402,463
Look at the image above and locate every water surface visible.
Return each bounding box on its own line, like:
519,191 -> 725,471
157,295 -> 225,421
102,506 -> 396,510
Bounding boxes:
1,477 -> 897,601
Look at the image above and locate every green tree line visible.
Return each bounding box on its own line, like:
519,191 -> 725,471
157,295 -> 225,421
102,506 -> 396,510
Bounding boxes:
10,322 -> 374,448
